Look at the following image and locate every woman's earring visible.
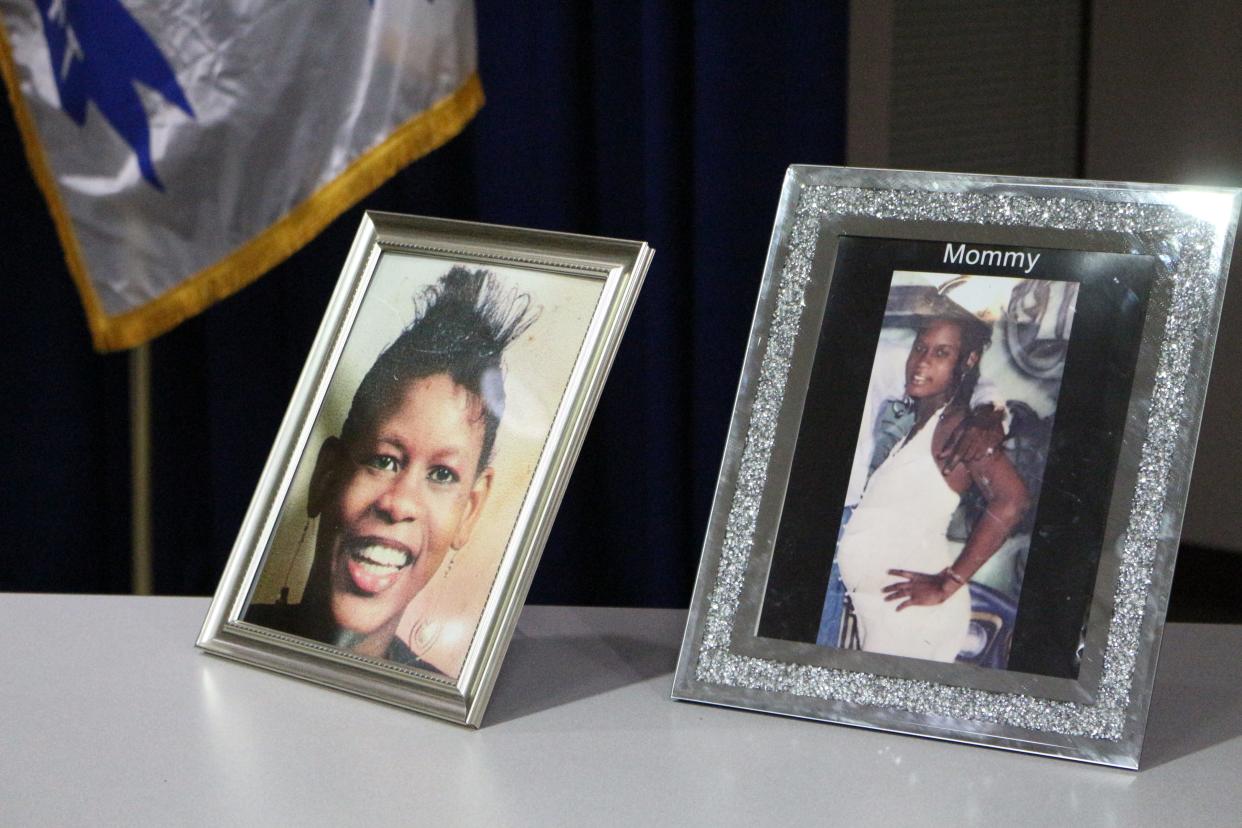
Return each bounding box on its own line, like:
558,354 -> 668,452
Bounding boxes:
277,518 -> 312,605
406,547 -> 459,656
408,614 -> 442,655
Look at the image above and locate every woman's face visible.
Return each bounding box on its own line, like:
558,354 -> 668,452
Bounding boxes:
313,374 -> 493,653
905,319 -> 971,403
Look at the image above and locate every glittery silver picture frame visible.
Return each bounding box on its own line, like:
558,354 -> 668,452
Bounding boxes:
672,167 -> 1240,768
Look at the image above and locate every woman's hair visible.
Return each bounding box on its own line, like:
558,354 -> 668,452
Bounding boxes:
341,266 -> 538,472
916,312 -> 992,409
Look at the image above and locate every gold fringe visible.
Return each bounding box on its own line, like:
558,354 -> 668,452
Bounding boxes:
0,22 -> 103,337
0,31 -> 483,351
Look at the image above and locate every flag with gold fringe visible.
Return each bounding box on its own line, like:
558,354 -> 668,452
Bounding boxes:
0,0 -> 482,351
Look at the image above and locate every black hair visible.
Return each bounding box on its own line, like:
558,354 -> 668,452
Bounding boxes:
340,266 -> 538,473
915,312 -> 992,410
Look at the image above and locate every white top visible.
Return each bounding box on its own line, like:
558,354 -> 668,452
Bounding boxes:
836,407 -> 972,661
839,408 -> 961,589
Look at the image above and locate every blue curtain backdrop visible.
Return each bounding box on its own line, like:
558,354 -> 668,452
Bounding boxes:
3,3 -> 1239,618
0,3 -> 851,604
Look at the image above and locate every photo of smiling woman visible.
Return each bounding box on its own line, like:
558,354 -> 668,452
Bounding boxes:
244,258 -> 603,679
822,272 -> 1079,668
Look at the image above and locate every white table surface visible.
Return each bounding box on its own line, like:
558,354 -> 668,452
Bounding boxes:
1,595 -> 1239,826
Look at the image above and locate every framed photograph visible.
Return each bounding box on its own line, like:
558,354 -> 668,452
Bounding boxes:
199,212 -> 651,726
673,166 -> 1240,767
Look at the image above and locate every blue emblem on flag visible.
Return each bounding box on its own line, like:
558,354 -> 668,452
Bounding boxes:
35,0 -> 195,191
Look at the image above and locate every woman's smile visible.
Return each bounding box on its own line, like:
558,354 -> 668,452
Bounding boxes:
340,536 -> 417,595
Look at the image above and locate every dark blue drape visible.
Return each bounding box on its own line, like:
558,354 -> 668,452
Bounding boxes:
0,3 -> 850,605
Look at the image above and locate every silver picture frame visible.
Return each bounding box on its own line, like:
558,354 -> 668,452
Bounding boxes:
672,166 -> 1240,768
199,212 -> 651,726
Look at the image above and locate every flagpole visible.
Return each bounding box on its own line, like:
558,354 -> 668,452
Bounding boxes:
129,342 -> 153,595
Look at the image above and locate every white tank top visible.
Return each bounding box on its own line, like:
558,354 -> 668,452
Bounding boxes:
836,407 -> 962,591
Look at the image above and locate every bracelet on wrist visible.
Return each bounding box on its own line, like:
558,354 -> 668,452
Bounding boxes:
941,567 -> 967,587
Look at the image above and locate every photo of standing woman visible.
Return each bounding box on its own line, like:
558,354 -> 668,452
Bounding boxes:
820,272 -> 1079,668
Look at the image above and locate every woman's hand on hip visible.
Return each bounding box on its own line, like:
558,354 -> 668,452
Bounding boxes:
882,568 -> 963,610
